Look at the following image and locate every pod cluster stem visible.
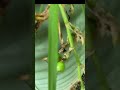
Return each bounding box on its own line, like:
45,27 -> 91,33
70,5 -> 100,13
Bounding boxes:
59,4 -> 85,90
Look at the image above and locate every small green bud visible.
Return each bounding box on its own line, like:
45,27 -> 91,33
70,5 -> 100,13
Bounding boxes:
57,61 -> 65,72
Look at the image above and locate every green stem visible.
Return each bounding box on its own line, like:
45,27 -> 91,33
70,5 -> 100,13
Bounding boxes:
39,4 -> 44,13
81,4 -> 85,13
48,4 -> 59,90
59,4 -> 85,90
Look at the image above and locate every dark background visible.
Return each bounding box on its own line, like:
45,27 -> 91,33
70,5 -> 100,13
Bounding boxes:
86,0 -> 120,90
0,0 -> 34,90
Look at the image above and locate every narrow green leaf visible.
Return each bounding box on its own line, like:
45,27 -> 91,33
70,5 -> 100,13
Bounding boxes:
48,4 -> 59,90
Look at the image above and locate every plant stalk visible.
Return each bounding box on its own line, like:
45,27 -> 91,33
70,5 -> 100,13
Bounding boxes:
59,4 -> 85,90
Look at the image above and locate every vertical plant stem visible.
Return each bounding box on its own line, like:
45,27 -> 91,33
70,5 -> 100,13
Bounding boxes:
59,4 -> 85,90
39,4 -> 44,13
81,4 -> 85,13
48,4 -> 59,90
